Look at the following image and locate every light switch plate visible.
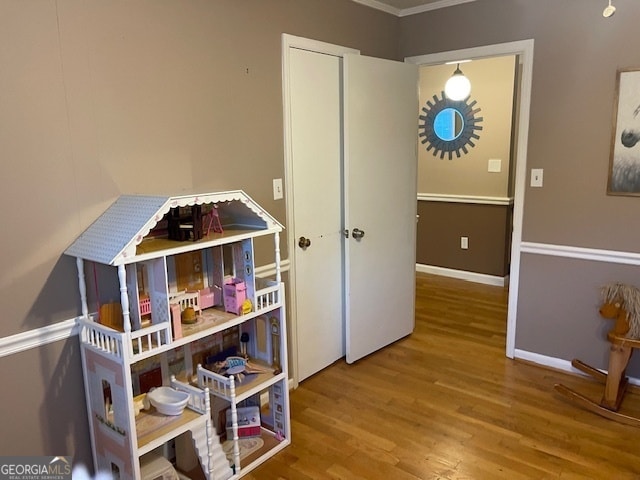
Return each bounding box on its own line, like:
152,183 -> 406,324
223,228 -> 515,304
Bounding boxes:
531,169 -> 543,187
273,178 -> 283,200
488,159 -> 502,173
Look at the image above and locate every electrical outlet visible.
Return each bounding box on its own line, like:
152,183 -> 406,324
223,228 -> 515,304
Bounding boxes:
273,178 -> 283,200
461,236 -> 469,250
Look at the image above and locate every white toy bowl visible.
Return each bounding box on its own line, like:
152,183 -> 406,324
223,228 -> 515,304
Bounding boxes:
147,387 -> 189,416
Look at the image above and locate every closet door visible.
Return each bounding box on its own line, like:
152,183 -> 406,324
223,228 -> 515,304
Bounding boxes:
343,54 -> 418,364
289,47 -> 345,381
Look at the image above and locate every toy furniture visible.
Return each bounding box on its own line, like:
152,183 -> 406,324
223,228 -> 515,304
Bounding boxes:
224,279 -> 247,315
554,282 -> 640,427
204,205 -> 224,235
168,205 -> 204,242
65,190 -> 290,480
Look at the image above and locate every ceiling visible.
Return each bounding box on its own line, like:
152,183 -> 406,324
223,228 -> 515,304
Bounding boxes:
351,0 -> 475,17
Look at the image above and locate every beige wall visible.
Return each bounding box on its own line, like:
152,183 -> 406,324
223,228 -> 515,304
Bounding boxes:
0,0 -> 399,466
401,0 -> 640,375
418,56 -> 516,197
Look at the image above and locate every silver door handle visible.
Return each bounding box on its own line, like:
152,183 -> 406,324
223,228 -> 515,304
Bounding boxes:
352,228 -> 365,239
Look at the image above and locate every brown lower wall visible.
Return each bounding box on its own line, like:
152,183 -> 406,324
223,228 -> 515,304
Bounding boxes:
416,200 -> 511,277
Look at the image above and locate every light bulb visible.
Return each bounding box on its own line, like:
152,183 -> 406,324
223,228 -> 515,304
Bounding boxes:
445,67 -> 471,101
603,0 -> 616,17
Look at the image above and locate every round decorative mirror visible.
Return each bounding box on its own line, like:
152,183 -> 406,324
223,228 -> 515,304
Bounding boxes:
418,91 -> 483,160
434,108 -> 464,141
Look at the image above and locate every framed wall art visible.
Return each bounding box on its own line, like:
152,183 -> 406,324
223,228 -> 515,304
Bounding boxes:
607,68 -> 640,196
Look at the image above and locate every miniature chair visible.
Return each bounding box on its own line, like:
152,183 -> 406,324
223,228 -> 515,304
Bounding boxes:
204,205 -> 224,235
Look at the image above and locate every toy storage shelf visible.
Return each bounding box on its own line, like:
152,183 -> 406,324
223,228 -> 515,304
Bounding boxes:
66,191 -> 290,480
80,283 -> 282,365
134,228 -> 275,263
136,407 -> 205,456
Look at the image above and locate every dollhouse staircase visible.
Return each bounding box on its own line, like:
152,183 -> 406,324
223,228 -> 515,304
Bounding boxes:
191,423 -> 233,480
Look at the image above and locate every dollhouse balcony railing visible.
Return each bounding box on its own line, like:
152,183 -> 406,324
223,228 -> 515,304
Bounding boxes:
170,375 -> 210,415
196,364 -> 235,401
129,322 -> 172,360
80,318 -> 172,361
80,319 -> 125,359
254,279 -> 280,313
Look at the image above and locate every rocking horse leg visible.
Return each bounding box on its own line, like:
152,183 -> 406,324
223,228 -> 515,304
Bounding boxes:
601,343 -> 632,411
554,383 -> 640,428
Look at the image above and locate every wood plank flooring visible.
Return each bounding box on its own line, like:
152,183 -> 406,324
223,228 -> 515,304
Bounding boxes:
245,273 -> 640,479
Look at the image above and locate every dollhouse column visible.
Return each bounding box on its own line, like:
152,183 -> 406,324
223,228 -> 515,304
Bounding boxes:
76,257 -> 89,320
117,264 -> 132,333
274,231 -> 281,284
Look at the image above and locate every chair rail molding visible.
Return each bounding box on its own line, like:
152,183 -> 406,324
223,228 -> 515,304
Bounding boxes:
521,242 -> 640,265
0,318 -> 79,358
418,193 -> 513,205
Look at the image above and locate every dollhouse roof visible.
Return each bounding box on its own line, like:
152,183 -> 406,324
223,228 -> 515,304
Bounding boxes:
64,190 -> 283,266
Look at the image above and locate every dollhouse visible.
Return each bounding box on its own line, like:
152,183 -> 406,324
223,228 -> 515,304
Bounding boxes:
65,191 -> 290,480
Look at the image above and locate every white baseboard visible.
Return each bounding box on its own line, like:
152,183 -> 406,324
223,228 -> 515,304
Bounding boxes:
514,349 -> 640,386
416,263 -> 507,287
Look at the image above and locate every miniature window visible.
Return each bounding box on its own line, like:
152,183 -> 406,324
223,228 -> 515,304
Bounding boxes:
102,379 -> 114,421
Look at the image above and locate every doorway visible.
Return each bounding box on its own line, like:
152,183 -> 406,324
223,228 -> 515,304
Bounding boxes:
406,39 -> 535,358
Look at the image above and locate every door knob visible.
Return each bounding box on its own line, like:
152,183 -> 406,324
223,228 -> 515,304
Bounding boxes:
298,236 -> 311,248
352,228 -> 365,240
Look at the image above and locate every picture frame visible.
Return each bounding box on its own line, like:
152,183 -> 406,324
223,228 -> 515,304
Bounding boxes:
607,68 -> 640,196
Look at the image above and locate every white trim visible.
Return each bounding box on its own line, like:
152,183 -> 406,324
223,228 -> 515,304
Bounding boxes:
0,318 -> 79,358
255,258 -> 291,278
416,264 -> 507,287
407,39 -> 535,360
399,0 -> 476,17
514,349 -> 640,387
350,0 -> 476,17
521,242 -> 640,266
350,0 -> 399,15
282,34 -> 360,388
418,193 -> 513,206
281,34 -> 359,58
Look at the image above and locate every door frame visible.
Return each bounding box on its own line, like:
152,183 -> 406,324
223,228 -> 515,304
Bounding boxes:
405,39 -> 534,359
281,34 -> 359,386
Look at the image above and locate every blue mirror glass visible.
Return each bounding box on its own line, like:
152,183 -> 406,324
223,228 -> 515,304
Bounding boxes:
434,108 -> 464,141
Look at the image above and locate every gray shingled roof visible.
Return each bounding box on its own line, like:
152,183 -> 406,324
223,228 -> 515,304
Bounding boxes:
64,190 -> 282,265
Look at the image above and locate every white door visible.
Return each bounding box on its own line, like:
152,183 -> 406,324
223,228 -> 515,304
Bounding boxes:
289,47 -> 345,381
343,54 -> 418,363
285,37 -> 418,380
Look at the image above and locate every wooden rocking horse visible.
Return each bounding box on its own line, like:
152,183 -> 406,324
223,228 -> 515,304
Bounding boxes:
554,282 -> 640,427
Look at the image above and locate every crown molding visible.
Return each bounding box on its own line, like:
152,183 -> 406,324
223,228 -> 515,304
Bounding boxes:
351,0 -> 475,17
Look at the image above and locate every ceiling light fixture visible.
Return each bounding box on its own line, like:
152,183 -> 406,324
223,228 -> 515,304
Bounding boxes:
603,0 -> 616,17
444,63 -> 471,101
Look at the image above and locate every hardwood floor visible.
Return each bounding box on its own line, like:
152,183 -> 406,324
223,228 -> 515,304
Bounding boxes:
245,273 -> 640,479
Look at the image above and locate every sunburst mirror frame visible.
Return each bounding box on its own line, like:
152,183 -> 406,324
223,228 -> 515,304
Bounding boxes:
418,91 -> 483,160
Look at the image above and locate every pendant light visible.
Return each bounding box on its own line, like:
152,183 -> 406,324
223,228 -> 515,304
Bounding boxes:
444,63 -> 471,101
603,0 -> 616,17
